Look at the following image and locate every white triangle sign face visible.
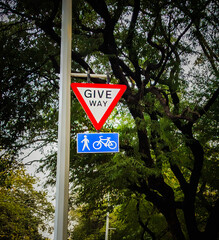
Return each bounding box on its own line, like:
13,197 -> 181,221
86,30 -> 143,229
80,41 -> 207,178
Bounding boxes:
71,83 -> 127,130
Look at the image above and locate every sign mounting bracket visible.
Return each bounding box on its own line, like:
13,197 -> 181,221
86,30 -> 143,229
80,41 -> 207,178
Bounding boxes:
71,72 -> 108,79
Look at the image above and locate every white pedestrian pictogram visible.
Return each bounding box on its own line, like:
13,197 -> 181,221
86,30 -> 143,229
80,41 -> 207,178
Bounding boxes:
93,136 -> 117,150
81,135 -> 90,151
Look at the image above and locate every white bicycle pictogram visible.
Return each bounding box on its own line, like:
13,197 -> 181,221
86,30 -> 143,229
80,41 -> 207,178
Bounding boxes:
93,136 -> 117,150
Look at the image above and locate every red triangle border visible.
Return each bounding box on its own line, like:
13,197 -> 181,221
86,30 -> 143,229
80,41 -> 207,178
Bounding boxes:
71,83 -> 127,130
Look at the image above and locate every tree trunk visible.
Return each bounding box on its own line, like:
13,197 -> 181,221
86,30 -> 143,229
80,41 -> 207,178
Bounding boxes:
161,204 -> 185,240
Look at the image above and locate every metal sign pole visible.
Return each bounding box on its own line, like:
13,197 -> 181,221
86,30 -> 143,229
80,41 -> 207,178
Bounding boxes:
105,212 -> 110,240
105,193 -> 110,240
54,0 -> 72,239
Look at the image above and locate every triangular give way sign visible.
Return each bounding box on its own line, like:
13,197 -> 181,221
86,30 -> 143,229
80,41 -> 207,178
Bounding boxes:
71,83 -> 127,130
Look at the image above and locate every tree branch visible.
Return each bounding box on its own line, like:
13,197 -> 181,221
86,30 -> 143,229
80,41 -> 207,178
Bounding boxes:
195,87 -> 219,121
204,198 -> 219,239
125,0 -> 141,88
147,86 -> 197,122
74,15 -> 103,34
136,200 -> 156,240
85,0 -> 111,23
170,164 -> 189,193
126,0 -> 140,46
145,14 -> 165,74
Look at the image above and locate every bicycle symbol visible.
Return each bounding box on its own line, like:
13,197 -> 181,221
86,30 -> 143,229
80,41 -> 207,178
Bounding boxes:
93,136 -> 117,150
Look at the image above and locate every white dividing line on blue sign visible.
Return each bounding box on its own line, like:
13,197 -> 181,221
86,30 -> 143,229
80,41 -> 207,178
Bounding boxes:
77,133 -> 119,153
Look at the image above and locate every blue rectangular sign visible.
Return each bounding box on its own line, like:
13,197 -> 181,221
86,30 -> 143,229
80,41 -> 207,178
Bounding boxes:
77,133 -> 119,153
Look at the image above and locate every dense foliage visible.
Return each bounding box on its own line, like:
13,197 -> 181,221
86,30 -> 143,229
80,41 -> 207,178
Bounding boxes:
0,0 -> 218,239
0,156 -> 54,239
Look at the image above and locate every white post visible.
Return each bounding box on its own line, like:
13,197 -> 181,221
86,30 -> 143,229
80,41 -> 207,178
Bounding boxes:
54,0 -> 72,239
105,212 -> 110,240
105,193 -> 110,240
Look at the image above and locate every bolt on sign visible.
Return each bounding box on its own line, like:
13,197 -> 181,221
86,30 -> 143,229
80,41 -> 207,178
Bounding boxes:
71,83 -> 127,130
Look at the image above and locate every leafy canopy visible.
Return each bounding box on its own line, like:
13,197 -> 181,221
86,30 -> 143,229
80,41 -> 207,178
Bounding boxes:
0,156 -> 54,239
0,0 -> 218,239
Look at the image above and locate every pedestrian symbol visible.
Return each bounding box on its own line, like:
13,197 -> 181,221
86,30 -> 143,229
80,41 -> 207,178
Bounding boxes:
81,135 -> 90,151
77,133 -> 119,153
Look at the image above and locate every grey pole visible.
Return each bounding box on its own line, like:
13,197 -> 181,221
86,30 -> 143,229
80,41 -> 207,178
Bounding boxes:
105,212 -> 110,240
54,0 -> 72,239
105,193 -> 110,240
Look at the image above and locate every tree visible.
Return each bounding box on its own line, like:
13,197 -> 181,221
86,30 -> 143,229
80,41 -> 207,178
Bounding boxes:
69,204 -> 105,240
1,0 -> 218,239
0,155 -> 54,239
70,194 -> 171,240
